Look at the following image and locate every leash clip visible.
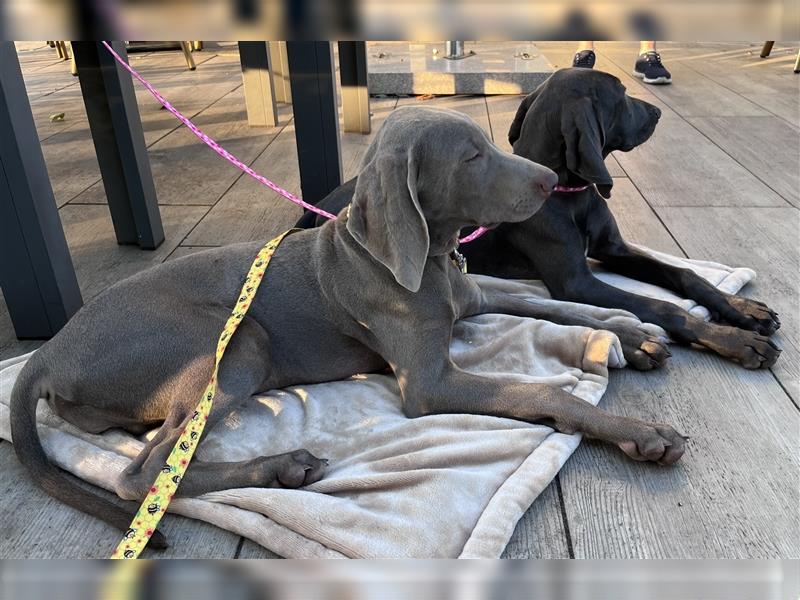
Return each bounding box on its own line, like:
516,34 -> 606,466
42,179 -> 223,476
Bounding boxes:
451,249 -> 468,274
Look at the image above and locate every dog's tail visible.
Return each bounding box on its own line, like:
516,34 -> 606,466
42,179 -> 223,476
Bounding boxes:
9,355 -> 168,549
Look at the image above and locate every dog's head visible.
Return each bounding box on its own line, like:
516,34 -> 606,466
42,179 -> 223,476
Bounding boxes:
508,68 -> 661,199
347,106 -> 557,292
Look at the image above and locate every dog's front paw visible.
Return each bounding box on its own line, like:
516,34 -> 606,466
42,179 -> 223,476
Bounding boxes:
732,330 -> 781,369
723,296 -> 780,336
617,421 -> 687,465
616,327 -> 671,370
262,449 -> 328,488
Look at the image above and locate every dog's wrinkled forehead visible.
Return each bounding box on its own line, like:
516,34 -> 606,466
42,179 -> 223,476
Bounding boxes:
543,68 -> 626,105
364,106 -> 487,160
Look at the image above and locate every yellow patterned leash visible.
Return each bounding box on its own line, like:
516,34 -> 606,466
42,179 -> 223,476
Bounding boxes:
110,229 -> 297,559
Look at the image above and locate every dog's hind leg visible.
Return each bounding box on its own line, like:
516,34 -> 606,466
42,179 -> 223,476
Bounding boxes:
114,317 -> 325,502
116,408 -> 325,500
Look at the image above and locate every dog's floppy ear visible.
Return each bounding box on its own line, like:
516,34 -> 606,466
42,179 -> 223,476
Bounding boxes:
347,149 -> 430,292
508,89 -> 540,147
561,97 -> 613,198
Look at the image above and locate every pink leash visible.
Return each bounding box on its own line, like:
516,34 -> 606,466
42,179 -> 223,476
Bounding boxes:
553,184 -> 589,193
101,41 -> 337,220
101,42 -> 589,245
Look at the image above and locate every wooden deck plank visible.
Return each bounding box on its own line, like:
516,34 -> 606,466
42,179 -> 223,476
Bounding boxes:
559,186 -> 800,559
738,91 -> 800,128
610,96 -> 789,208
167,246 -> 218,260
41,125 -> 102,209
655,206 -> 800,403
19,61 -> 81,100
237,540 -> 282,558
58,204 -> 209,299
600,178 -> 683,255
562,346 -> 800,558
397,94 -> 492,137
675,45 -> 800,127
70,88 -> 291,206
133,55 -> 244,148
172,119 -> 301,246
484,94 -> 522,152
29,87 -> 87,142
2,207 -> 209,358
594,42 -> 799,128
605,53 -> 771,118
14,43 -> 64,69
501,480 -> 570,558
0,442 -> 241,558
677,47 -> 799,97
28,53 -> 241,208
685,116 -> 799,208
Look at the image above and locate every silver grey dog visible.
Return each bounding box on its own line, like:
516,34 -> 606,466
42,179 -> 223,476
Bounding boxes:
11,107 -> 684,548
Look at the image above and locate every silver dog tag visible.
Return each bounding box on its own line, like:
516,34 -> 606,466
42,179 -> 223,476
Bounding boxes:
451,249 -> 468,274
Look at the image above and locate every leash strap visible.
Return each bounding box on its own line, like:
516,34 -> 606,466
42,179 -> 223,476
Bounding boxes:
110,229 -> 297,559
99,41 -> 486,246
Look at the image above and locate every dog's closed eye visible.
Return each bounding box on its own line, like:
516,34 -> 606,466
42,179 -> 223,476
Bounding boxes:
464,151 -> 481,163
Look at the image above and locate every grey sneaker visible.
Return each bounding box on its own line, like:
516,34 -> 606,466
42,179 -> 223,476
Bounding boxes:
633,51 -> 672,84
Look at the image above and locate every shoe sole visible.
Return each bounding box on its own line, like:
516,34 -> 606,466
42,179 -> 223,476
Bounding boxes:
633,71 -> 672,84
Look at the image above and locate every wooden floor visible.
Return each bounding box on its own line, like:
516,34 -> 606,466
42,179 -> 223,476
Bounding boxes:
1,41 -> 798,558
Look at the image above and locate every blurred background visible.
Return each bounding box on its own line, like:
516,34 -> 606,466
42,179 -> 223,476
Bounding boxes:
1,0 -> 797,41
2,559 -> 799,600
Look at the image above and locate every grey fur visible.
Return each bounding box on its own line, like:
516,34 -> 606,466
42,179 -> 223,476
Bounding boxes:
10,107 -> 685,548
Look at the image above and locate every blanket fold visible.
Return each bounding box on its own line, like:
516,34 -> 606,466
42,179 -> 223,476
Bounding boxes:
0,248 -> 754,558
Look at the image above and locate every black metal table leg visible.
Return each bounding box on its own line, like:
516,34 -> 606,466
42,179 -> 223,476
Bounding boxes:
286,41 -> 343,204
72,41 -> 164,250
0,43 -> 83,339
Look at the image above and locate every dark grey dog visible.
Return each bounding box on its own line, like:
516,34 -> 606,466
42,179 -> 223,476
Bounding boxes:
11,107 -> 684,548
297,69 -> 781,369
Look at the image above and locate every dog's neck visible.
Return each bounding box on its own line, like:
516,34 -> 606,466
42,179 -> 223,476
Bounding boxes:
420,211 -> 464,256
429,228 -> 460,256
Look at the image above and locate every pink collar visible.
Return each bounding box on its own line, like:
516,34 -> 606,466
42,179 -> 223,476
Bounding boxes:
553,184 -> 590,193
459,183 -> 592,243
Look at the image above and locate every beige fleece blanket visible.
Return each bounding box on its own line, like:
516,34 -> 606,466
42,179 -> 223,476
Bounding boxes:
0,248 -> 754,558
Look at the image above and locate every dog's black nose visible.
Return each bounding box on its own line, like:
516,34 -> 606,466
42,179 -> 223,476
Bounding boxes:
650,105 -> 662,120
